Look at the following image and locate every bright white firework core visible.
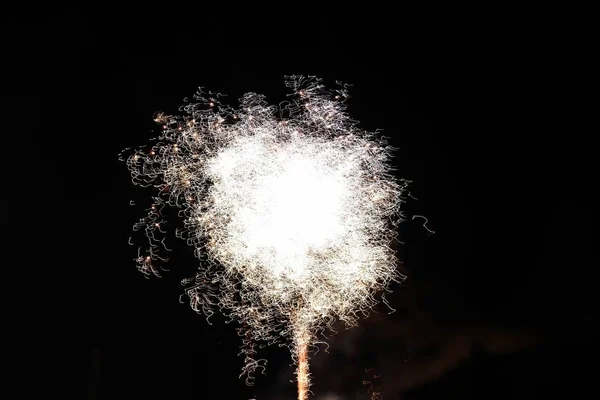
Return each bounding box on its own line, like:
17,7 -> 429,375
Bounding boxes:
201,126 -> 397,324
208,137 -> 352,283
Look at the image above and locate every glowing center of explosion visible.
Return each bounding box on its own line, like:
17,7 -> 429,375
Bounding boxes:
208,137 -> 351,284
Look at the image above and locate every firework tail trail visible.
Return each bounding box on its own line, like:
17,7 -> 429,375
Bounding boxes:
297,340 -> 310,400
295,327 -> 311,400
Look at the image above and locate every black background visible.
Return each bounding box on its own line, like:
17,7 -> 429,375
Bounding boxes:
3,6 -> 596,399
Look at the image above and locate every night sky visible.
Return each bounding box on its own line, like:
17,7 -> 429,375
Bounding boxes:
4,7 -> 596,399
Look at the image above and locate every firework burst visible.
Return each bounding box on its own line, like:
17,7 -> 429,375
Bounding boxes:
122,76 -> 408,399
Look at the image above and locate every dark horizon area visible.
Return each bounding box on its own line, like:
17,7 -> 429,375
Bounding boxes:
4,7 -> 595,399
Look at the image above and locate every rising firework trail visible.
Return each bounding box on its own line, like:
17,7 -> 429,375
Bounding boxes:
121,76 -> 408,399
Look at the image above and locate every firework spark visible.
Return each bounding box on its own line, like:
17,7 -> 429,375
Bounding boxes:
121,76 -> 407,399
